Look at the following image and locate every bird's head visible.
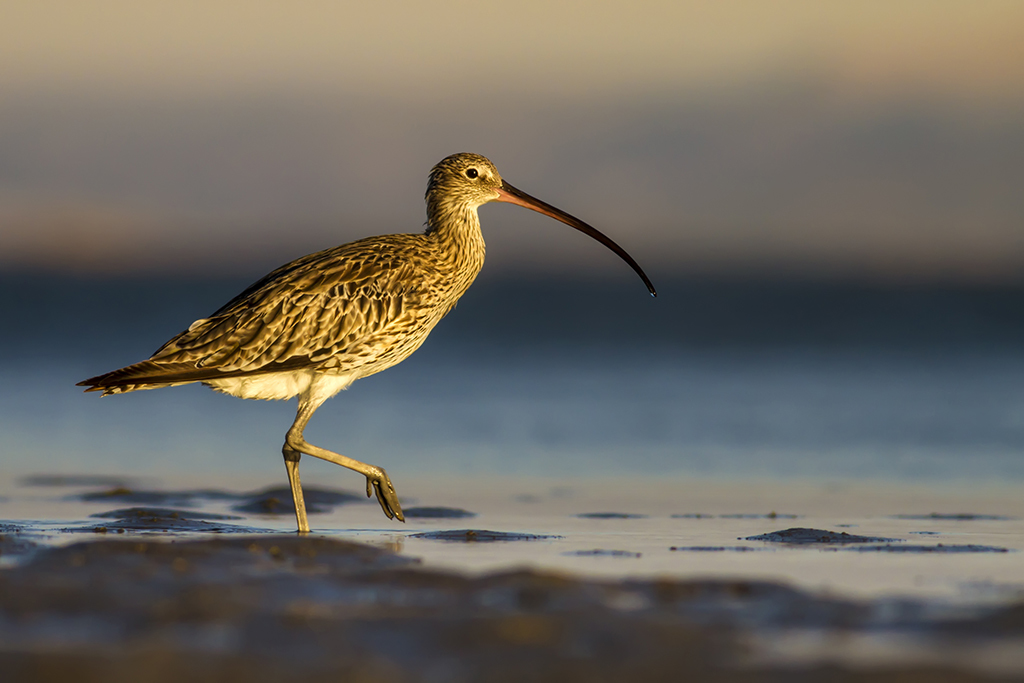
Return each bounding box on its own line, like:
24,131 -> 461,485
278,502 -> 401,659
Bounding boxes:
426,152 -> 505,210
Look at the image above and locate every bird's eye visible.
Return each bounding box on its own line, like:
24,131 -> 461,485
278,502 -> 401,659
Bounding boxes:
465,168 -> 479,179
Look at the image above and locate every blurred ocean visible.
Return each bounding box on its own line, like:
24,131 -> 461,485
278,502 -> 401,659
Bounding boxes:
1,272 -> 1022,483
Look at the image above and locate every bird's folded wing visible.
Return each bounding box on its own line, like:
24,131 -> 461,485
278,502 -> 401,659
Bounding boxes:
149,240 -> 432,375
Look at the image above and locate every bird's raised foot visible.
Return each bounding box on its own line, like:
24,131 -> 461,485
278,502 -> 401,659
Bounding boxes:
366,467 -> 404,522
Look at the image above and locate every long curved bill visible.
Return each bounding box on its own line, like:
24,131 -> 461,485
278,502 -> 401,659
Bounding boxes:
495,181 -> 657,297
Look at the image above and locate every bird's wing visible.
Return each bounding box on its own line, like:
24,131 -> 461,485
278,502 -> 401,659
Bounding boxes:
148,235 -> 438,375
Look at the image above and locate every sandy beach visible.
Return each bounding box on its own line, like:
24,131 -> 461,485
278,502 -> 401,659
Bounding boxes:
1,473 -> 1022,681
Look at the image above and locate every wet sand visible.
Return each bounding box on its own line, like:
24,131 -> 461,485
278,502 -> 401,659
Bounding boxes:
1,474 -> 1022,681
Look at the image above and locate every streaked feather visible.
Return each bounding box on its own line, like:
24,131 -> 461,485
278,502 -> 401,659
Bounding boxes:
80,225 -> 486,396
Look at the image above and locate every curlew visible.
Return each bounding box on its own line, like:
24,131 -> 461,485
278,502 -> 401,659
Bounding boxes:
79,153 -> 656,533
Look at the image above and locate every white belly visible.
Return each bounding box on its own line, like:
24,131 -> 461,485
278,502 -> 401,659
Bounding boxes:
204,370 -> 355,402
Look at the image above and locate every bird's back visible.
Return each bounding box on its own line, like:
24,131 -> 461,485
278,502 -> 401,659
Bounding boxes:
79,230 -> 483,396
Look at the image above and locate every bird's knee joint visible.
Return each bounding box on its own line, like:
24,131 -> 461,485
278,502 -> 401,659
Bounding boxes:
282,443 -> 301,462
284,430 -> 306,451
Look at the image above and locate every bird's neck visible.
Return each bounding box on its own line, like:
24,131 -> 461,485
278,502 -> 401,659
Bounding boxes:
425,200 -> 487,283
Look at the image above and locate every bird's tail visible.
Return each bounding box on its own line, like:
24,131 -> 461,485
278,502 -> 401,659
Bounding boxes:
77,360 -> 205,395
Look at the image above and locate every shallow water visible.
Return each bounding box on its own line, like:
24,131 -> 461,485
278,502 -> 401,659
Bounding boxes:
2,275 -> 1024,677
3,274 -> 1024,483
4,474 -> 1023,602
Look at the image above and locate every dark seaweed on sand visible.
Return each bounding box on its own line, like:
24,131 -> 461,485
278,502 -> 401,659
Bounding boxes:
744,528 -> 898,545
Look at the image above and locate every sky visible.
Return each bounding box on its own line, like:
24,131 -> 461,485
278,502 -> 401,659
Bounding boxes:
1,1 -> 1023,281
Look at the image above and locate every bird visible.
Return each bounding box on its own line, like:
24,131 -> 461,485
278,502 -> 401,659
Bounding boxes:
79,152 -> 656,533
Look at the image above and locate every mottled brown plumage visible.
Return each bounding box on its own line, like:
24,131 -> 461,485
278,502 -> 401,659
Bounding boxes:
79,152 -> 655,532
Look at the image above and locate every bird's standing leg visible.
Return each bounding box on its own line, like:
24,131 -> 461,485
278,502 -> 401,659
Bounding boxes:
285,392 -> 405,523
282,445 -> 310,533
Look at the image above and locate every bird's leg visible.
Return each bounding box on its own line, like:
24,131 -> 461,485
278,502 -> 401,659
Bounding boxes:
285,398 -> 404,522
282,445 -> 310,533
